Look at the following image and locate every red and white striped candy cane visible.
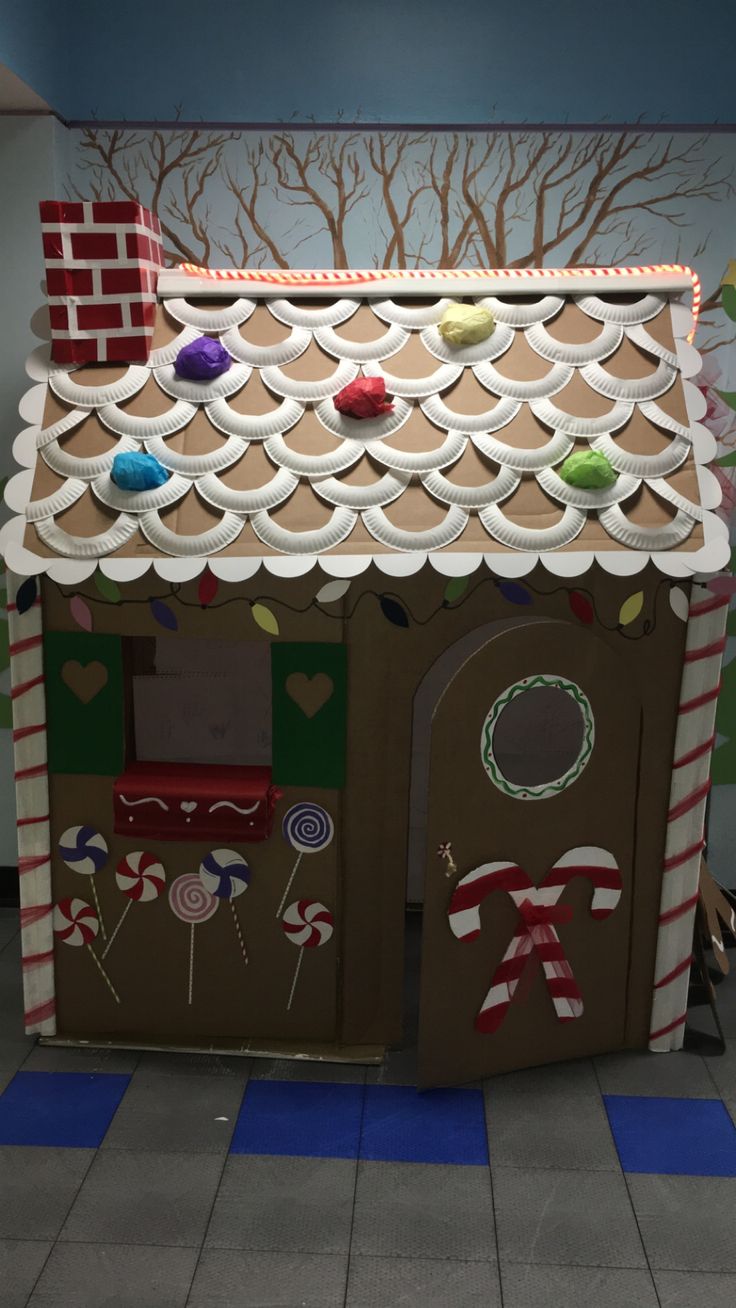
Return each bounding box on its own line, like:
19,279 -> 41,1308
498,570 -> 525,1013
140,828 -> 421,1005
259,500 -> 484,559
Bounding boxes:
7,572 -> 55,1035
649,584 -> 729,1050
449,847 -> 621,1034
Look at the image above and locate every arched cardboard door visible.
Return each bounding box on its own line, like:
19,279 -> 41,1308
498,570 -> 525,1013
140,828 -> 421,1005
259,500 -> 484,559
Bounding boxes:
418,620 -> 642,1087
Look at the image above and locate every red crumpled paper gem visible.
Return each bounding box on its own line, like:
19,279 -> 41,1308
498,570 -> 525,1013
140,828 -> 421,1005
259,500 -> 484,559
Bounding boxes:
333,376 -> 394,418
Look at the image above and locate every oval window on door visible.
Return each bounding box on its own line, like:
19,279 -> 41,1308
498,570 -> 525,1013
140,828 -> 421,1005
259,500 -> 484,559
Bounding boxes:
480,674 -> 594,800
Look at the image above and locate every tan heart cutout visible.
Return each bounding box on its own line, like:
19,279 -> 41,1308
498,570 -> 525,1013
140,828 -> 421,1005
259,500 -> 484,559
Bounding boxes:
61,660 -> 108,704
285,672 -> 334,719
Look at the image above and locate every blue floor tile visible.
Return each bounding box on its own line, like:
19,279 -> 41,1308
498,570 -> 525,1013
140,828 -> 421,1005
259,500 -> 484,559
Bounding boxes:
230,1079 -> 364,1158
604,1094 -> 736,1176
0,1070 -> 130,1147
360,1085 -> 489,1165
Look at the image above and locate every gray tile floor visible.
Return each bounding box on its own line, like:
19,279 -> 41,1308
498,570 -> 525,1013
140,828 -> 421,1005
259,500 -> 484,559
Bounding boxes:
1,907 -> 736,1305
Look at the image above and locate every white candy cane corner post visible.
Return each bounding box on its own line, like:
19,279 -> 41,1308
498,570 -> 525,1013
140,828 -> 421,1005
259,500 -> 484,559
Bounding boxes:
649,583 -> 729,1051
7,571 -> 56,1035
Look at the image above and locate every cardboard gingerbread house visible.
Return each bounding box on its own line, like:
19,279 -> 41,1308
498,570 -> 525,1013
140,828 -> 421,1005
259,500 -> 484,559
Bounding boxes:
2,200 -> 730,1085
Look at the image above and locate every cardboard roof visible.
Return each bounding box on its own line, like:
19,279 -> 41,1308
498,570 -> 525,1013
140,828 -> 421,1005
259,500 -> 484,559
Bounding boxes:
3,269 -> 728,583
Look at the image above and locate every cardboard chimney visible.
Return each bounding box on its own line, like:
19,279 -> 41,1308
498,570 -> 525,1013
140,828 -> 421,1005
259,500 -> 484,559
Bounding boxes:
40,200 -> 164,364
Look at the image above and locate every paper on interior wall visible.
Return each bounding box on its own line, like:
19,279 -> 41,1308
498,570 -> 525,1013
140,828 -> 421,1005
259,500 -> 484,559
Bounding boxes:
153,637 -> 265,677
133,673 -> 272,766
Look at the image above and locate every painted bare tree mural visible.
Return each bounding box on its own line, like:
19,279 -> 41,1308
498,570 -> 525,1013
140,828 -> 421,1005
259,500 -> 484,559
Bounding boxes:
67,126 -> 732,272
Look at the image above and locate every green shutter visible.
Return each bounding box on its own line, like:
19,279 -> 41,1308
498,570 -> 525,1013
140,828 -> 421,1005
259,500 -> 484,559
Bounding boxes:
271,643 -> 347,788
44,631 -> 125,775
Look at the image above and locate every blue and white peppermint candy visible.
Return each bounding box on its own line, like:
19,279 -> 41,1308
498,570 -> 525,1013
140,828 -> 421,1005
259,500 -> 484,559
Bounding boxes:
281,803 -> 334,855
199,848 -> 250,900
58,825 -> 108,876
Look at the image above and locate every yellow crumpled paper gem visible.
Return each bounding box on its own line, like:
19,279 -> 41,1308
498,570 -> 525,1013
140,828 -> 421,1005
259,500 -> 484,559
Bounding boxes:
438,303 -> 495,346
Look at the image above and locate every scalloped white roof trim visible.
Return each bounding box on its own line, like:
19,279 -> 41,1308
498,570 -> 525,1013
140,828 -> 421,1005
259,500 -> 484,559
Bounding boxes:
34,512 -> 139,557
220,322 -> 311,367
362,358 -> 463,399
313,470 -> 410,509
421,464 -> 520,508
42,433 -> 138,479
154,361 -> 251,403
92,471 -> 190,514
197,466 -> 298,513
371,298 -> 455,327
371,430 -> 468,473
473,359 -> 574,401
251,505 -> 357,553
529,396 -> 633,437
260,358 -> 358,401
625,323 -> 679,368
479,503 -> 587,550
267,298 -> 360,328
263,432 -> 363,477
420,393 -> 521,434
25,478 -> 87,522
573,293 -> 666,325
525,320 -> 622,366
581,359 -> 677,403
474,294 -> 564,326
536,467 -> 640,509
49,366 -> 149,410
362,503 -> 468,552
590,431 -> 691,478
420,320 -> 515,366
314,322 -> 409,362
98,399 -> 197,440
144,432 -> 247,477
471,429 -> 574,472
139,509 -> 245,556
313,395 -> 413,441
36,408 -> 87,448
598,504 -> 695,549
147,325 -> 201,367
164,297 -> 256,330
206,395 -> 303,440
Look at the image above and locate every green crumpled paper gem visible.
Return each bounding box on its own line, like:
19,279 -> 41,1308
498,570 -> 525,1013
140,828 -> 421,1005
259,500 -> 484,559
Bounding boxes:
438,303 -> 495,346
558,450 -> 618,489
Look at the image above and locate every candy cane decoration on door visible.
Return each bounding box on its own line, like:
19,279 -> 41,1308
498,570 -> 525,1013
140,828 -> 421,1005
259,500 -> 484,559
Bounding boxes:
448,847 -> 622,1033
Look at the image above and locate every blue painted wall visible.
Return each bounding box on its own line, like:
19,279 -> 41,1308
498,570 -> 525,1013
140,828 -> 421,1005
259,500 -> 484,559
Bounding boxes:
1,0 -> 736,124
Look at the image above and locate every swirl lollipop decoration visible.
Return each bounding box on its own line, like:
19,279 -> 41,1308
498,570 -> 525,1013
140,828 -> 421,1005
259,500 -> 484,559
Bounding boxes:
59,825 -> 109,940
102,852 -> 166,960
199,849 -> 251,967
276,803 -> 334,919
53,897 -> 120,1003
282,899 -> 334,1010
169,873 -> 218,1005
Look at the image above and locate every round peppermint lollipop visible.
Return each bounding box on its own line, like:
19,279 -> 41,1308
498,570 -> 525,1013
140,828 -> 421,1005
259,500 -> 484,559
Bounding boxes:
53,897 -> 120,1003
276,803 -> 334,919
199,849 -> 250,967
169,873 -> 218,1005
281,899 -> 334,1010
58,825 -> 109,940
103,852 -> 166,961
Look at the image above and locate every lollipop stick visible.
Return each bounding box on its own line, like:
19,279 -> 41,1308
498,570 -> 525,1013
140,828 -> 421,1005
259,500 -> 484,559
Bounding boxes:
188,922 -> 195,1006
102,900 -> 132,960
276,851 -> 303,920
286,947 -> 304,1012
230,901 -> 248,965
91,880 -> 107,941
86,943 -> 120,1004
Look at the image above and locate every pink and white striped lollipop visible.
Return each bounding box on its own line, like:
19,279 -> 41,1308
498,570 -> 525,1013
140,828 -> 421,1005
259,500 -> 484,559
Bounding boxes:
53,897 -> 120,1003
281,899 -> 334,1010
169,873 -> 218,1005
103,852 -> 167,961
199,849 -> 250,967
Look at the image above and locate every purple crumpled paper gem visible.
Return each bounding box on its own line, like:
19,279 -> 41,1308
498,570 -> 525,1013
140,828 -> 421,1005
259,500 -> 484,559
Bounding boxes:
174,335 -> 231,380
